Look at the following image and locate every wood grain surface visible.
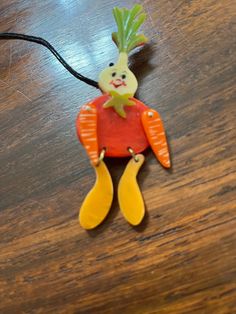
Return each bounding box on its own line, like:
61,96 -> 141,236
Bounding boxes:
0,0 -> 236,313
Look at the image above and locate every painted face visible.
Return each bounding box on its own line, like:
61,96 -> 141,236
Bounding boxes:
99,63 -> 138,96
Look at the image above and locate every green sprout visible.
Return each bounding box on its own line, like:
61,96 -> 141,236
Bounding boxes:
112,4 -> 148,54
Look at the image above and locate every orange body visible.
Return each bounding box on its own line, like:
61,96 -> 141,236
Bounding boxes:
77,95 -> 149,157
76,95 -> 171,168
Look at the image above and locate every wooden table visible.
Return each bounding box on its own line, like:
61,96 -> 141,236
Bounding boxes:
0,0 -> 235,313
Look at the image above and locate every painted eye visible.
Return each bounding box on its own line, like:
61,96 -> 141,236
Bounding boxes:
109,62 -> 114,67
121,74 -> 126,79
112,72 -> 116,77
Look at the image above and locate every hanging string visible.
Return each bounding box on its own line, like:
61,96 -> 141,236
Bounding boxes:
0,32 -> 99,89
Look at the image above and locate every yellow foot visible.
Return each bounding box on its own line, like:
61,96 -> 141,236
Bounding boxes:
118,154 -> 145,226
79,161 -> 113,230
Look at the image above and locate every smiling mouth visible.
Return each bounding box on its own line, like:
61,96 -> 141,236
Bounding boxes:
110,80 -> 127,88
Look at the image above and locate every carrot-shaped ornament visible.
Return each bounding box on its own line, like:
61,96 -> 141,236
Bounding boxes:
76,4 -> 171,229
0,5 -> 171,230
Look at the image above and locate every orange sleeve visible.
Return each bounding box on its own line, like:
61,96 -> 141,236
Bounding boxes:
141,109 -> 171,168
76,103 -> 99,166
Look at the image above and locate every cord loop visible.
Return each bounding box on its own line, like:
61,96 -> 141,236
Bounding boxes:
0,32 -> 99,88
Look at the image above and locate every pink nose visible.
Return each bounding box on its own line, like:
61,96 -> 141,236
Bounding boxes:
115,79 -> 122,83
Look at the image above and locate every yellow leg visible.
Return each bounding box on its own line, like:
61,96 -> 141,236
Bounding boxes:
79,160 -> 113,229
118,154 -> 145,226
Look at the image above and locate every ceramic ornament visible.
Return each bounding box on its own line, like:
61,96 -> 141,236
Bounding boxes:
0,4 -> 171,230
76,5 -> 171,229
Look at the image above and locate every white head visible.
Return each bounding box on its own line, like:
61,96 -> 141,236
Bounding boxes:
98,53 -> 138,96
99,5 -> 148,98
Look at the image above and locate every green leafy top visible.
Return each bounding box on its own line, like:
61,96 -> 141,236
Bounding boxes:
112,4 -> 148,54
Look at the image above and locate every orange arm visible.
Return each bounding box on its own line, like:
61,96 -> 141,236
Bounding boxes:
141,109 -> 171,168
77,103 -> 99,166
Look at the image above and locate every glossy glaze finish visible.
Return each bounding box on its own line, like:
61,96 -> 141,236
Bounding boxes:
77,94 -> 149,157
0,0 -> 235,313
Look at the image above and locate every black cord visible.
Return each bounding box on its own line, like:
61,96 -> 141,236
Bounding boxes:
0,32 -> 99,89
